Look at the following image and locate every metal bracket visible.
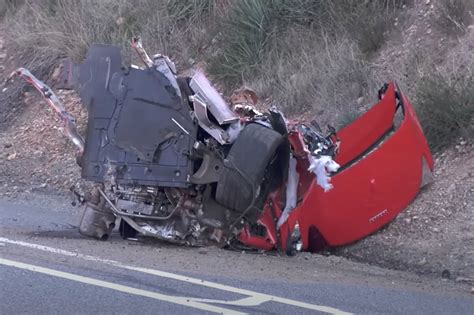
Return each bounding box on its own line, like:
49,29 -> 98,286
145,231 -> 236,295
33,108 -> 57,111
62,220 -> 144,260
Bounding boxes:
189,142 -> 224,184
189,71 -> 239,125
192,95 -> 230,144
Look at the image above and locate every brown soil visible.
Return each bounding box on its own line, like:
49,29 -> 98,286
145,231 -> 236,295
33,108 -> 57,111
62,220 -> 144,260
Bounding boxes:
0,0 -> 473,289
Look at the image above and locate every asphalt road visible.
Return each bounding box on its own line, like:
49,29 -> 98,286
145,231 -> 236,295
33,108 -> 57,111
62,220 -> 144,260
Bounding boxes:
0,195 -> 473,314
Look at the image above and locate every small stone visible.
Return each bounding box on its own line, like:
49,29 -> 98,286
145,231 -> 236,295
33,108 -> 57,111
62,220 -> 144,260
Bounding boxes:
471,287 -> 474,294
51,66 -> 61,82
447,183 -> 456,195
116,17 -> 125,26
455,277 -> 474,284
441,269 -> 451,279
188,58 -> 195,65
7,153 -> 17,160
2,88 -> 7,93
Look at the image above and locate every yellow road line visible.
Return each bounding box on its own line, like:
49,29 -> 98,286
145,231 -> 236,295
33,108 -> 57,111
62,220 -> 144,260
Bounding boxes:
0,237 -> 352,314
0,257 -> 244,315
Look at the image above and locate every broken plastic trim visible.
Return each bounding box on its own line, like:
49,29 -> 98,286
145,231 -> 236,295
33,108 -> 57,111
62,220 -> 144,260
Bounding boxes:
11,68 -> 85,153
277,156 -> 299,228
131,37 -> 153,68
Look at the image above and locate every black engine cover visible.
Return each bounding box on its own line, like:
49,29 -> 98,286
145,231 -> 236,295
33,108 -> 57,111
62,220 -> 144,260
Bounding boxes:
76,44 -> 197,187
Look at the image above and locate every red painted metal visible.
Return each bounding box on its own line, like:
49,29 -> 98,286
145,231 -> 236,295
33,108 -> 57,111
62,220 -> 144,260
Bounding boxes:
239,82 -> 433,252
335,83 -> 396,167
237,191 -> 281,251
292,83 -> 433,248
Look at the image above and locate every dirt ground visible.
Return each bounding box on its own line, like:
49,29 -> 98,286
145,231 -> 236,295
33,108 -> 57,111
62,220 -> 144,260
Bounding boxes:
0,3 -> 473,290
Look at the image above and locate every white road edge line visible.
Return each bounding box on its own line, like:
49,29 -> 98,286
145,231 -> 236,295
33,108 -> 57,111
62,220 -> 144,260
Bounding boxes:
0,237 -> 352,315
0,258 -> 244,315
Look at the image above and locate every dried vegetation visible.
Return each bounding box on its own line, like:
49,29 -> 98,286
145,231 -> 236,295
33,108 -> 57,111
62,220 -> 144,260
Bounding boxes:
1,0 -> 473,148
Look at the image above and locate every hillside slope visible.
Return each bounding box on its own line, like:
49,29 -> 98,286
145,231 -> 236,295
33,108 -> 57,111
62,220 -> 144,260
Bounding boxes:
0,0 -> 472,285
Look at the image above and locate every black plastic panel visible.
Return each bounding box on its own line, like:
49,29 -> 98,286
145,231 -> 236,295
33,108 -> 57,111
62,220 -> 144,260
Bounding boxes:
77,44 -> 197,187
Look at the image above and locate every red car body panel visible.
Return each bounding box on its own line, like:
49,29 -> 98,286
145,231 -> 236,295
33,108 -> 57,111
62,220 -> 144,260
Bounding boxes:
335,83 -> 396,167
239,82 -> 434,252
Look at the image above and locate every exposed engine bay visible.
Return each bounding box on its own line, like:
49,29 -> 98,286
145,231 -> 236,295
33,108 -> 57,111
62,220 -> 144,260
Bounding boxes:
10,38 -> 434,255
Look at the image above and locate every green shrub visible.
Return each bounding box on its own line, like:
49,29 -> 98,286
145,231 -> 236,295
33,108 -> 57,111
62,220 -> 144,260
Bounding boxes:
207,0 -> 403,90
337,109 -> 360,129
166,0 -> 215,22
246,29 -> 380,127
415,73 -> 473,152
206,0 -> 278,88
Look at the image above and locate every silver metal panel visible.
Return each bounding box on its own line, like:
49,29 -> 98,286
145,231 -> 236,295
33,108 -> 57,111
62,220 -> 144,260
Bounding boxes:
189,71 -> 239,125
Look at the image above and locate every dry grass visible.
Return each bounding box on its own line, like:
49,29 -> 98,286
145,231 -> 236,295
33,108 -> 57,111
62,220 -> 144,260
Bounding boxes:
437,0 -> 473,35
4,0 -> 218,71
2,0 -> 472,150
6,0 -> 393,128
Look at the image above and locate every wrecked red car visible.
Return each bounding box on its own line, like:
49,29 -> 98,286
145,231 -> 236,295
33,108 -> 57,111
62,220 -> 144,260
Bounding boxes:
12,39 -> 433,254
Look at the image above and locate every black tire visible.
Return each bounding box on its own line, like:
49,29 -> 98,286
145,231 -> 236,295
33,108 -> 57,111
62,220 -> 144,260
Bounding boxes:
216,123 -> 283,213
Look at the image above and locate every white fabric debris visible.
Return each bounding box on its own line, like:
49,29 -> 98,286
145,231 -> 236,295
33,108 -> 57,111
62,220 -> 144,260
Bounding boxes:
308,155 -> 340,192
277,156 -> 299,228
